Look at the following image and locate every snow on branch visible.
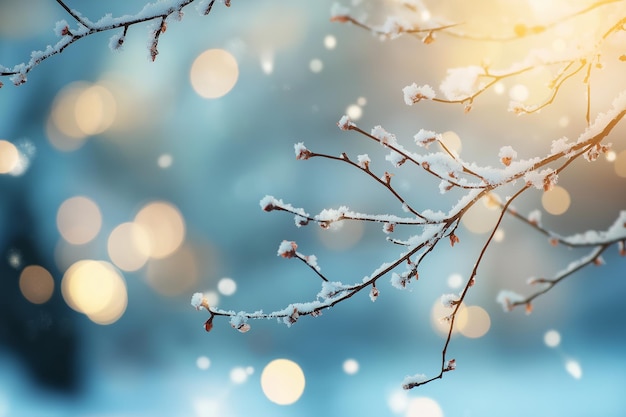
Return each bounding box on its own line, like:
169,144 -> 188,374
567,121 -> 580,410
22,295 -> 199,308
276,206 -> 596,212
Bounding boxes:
186,1 -> 626,389
0,0 -> 230,87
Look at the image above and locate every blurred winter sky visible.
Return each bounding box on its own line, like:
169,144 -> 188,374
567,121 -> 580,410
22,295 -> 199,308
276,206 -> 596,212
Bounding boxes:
1,0 -> 625,416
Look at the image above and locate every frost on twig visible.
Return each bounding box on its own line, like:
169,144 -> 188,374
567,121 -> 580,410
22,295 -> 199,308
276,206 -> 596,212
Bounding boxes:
0,0 -> 231,86
187,1 -> 626,389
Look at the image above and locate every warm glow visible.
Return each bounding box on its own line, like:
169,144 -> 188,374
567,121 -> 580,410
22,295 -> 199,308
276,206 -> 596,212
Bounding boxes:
19,265 -> 54,304
134,201 -> 185,259
439,131 -> 462,154
342,358 -> 359,375
431,299 -> 465,336
74,84 -> 116,135
56,196 -> 102,245
324,35 -> 337,49
509,84 -> 529,102
261,359 -> 306,405
614,150 -> 626,177
456,305 -> 491,338
0,140 -> 19,174
190,49 -> 239,99
61,260 -> 127,324
447,273 -> 463,289
50,82 -> 89,140
107,222 -> 151,271
542,185 -> 571,215
462,196 -> 500,234
317,219 -> 364,250
145,244 -> 198,296
405,397 -> 444,417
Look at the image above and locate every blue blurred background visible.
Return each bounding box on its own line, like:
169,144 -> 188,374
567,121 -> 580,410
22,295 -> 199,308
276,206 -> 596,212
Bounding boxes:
1,0 -> 626,416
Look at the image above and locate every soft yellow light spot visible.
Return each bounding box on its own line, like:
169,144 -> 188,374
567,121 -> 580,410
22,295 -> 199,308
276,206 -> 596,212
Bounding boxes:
482,193 -> 501,210
405,397 -> 443,417
439,131 -> 462,154
431,299 -> 466,336
0,140 -> 19,174
509,84 -> 529,102
493,82 -> 505,95
145,244 -> 198,296
493,228 -> 505,242
324,35 -> 337,49
107,222 -> 151,272
565,359 -> 582,379
342,358 -> 359,375
605,150 -> 616,162
542,186 -> 570,215
356,96 -> 367,106
420,10 -> 431,21
345,104 -> 362,120
317,219 -> 363,251
261,359 -> 306,405
61,260 -> 127,324
19,265 -> 54,304
457,305 -> 491,338
134,201 -> 185,259
190,49 -> 239,99
56,196 -> 102,245
74,84 -> 116,136
558,116 -> 569,128
50,82 -> 89,140
614,150 -> 626,178
552,38 -> 567,53
544,329 -> 561,348
462,197 -> 500,234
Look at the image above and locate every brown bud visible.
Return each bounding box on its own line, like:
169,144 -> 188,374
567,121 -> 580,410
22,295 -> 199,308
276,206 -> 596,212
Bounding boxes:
204,316 -> 214,332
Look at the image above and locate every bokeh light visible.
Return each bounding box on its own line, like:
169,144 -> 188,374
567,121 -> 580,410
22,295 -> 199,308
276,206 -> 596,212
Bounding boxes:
61,260 -> 127,324
346,104 -> 363,120
405,397 -> 443,417
462,196 -> 500,234
565,359 -> 582,379
0,140 -> 19,174
509,84 -> 529,102
261,359 -> 306,405
157,153 -> 173,168
456,305 -> 491,338
342,358 -> 359,375
614,150 -> 626,177
431,299 -> 465,336
324,35 -> 337,49
317,220 -> 364,250
74,84 -> 117,136
19,265 -> 54,304
387,390 -> 409,414
190,49 -> 239,99
439,131 -> 462,154
145,244 -> 198,296
230,366 -> 250,384
447,273 -> 463,289
56,196 -> 102,245
107,222 -> 151,272
544,329 -> 561,348
309,58 -> 323,73
541,185 -> 570,215
134,201 -> 185,259
217,277 -> 237,296
196,356 -> 211,370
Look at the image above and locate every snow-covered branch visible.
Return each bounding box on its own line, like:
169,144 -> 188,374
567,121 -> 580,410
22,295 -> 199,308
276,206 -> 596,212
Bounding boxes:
0,0 -> 229,87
